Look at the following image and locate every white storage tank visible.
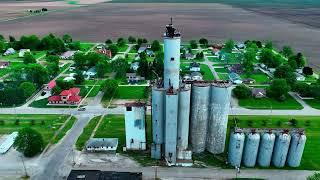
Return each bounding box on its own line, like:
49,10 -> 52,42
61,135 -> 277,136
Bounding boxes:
287,132 -> 307,167
272,131 -> 291,168
228,131 -> 245,167
242,131 -> 260,167
257,132 -> 276,167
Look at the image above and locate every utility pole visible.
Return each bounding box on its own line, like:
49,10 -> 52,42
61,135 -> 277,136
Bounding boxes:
152,165 -> 159,180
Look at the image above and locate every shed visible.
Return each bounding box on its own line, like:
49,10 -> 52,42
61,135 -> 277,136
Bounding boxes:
19,49 -> 30,58
3,48 -> 15,56
0,61 -> 10,69
228,72 -> 242,84
252,88 -> 266,98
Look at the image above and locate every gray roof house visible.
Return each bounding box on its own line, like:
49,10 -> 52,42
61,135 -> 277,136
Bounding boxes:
85,138 -> 118,153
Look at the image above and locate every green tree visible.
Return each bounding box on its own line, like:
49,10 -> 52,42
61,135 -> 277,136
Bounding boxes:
224,39 -> 235,53
46,62 -> 59,77
303,67 -> 313,76
288,55 -> 298,69
19,82 -> 36,99
13,127 -> 44,157
23,52 -> 36,64
189,40 -> 198,49
25,64 -> 49,87
267,79 -> 290,101
108,44 -> 118,57
246,42 -> 259,53
242,49 -> 255,76
73,52 -> 86,70
9,35 -> 16,43
151,40 -> 161,52
68,41 -> 81,50
102,79 -> 118,97
282,46 -> 293,58
128,36 -> 136,44
86,52 -> 105,67
74,70 -> 84,84
295,53 -> 305,68
19,35 -> 40,50
0,34 -> 4,41
117,37 -> 126,47
40,34 -> 66,53
260,48 -> 281,68
137,57 -> 151,79
46,55 -> 60,64
199,38 -> 208,47
152,52 -> 164,78
265,41 -> 273,49
62,34 -> 72,43
0,40 -> 5,53
112,58 -> 128,79
233,85 -> 251,99
274,65 -> 296,86
105,39 -> 112,44
0,87 -> 25,106
96,61 -> 107,78
294,82 -> 312,97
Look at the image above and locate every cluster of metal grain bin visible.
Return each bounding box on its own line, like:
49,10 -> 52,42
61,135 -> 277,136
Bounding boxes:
228,128 -> 307,168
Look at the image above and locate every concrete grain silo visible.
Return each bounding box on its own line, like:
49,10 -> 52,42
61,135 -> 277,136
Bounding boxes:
151,88 -> 165,159
287,132 -> 307,167
190,83 -> 210,153
228,131 -> 245,167
206,81 -> 232,154
177,87 -> 191,151
272,131 -> 291,168
164,90 -> 179,165
242,131 -> 260,167
257,132 -> 276,167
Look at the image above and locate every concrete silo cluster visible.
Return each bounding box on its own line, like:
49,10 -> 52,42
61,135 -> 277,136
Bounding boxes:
150,21 -> 232,166
228,128 -> 307,168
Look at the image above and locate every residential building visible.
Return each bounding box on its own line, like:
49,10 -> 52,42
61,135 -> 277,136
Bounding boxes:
97,48 -> 112,58
48,87 -> 81,105
138,43 -> 151,53
83,67 -> 97,78
189,62 -> 200,72
146,49 -> 154,57
190,71 -> 203,81
130,62 -> 140,71
0,61 -> 10,69
63,76 -> 76,82
3,48 -> 15,56
18,49 -> 30,58
60,51 -> 77,59
252,88 -> 266,98
85,138 -> 118,153
126,73 -> 145,84
185,53 -> 195,60
242,78 -> 256,84
228,72 -> 242,84
44,80 -> 56,93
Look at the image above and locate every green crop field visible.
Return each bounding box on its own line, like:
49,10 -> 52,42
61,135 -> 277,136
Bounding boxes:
238,94 -> 303,110
0,114 -> 71,146
75,116 -> 100,150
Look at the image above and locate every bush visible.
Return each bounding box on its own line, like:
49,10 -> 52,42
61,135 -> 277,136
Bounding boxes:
267,79 -> 290,101
289,119 -> 298,127
233,85 -> 251,99
15,119 -> 20,126
307,172 -> 320,180
303,66 -> 313,76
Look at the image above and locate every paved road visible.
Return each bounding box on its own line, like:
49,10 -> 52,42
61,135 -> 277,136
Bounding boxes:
34,114 -> 96,180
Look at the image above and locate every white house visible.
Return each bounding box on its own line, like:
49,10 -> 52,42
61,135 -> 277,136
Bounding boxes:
18,49 -> 30,58
295,72 -> 306,81
190,72 -> 203,81
189,62 -> 200,72
130,62 -> 140,71
63,76 -> 75,82
85,138 -> 118,153
83,67 -> 97,78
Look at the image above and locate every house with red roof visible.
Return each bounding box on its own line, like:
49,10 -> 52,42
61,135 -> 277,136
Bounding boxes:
97,49 -> 112,58
48,87 -> 81,105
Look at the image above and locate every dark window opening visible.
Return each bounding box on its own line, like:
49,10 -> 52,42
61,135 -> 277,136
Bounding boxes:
126,106 -> 132,111
171,57 -> 174,61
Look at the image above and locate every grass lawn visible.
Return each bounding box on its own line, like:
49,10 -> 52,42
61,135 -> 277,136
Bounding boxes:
52,116 -> 77,144
33,51 -> 47,60
238,94 -> 303,110
87,86 -> 101,97
0,114 -> 70,146
214,67 -> 229,73
217,73 -> 230,80
126,53 -> 137,63
304,99 -> 320,110
0,62 -> 25,77
94,114 -> 158,166
84,79 -> 105,86
0,53 -> 20,61
207,56 -> 220,62
75,116 -> 100,150
304,75 -> 318,83
118,44 -> 129,52
200,64 -> 215,80
226,115 -> 320,170
181,57 -> 205,62
58,63 -> 71,74
240,72 -> 271,84
129,47 -> 138,53
115,86 -> 148,99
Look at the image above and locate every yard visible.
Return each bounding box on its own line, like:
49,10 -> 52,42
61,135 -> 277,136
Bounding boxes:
200,64 -> 214,80
0,62 -> 24,77
214,67 -> 229,73
238,94 -> 303,110
80,43 -> 94,52
115,86 -> 148,100
217,73 -> 229,80
94,114 -> 157,166
304,99 -> 320,110
0,114 -> 72,146
240,72 -> 271,84
118,44 -> 129,52
75,115 -> 100,150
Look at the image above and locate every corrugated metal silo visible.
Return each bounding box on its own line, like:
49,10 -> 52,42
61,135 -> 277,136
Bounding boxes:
228,131 -> 245,167
190,83 -> 210,153
206,81 -> 232,154
272,131 -> 291,167
287,132 -> 307,167
257,132 -> 276,167
151,87 -> 165,159
177,87 -> 191,151
242,131 -> 260,167
164,91 -> 179,164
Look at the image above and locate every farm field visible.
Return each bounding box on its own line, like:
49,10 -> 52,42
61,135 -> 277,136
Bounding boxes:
0,3 -> 320,70
0,114 -> 72,146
